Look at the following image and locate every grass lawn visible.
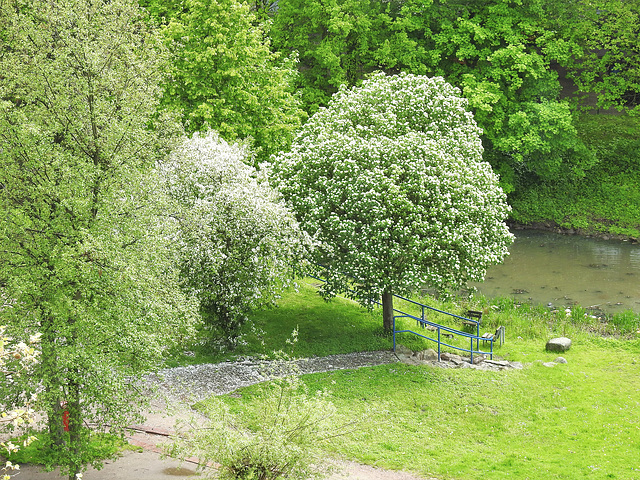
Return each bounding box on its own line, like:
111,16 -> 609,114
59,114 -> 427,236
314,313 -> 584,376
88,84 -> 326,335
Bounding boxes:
190,279 -> 640,479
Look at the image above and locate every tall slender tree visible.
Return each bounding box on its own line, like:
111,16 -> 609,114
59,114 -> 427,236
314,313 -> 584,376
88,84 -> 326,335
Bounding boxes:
0,0 -> 197,477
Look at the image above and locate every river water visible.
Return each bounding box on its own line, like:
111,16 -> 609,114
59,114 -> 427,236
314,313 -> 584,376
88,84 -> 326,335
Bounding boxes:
470,230 -> 640,314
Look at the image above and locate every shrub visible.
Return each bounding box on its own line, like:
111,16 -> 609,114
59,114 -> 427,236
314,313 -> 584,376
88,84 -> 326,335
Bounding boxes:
167,351 -> 353,480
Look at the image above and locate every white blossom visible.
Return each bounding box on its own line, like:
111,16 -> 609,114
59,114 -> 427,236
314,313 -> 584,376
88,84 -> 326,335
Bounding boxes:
273,72 -> 513,302
161,131 -> 311,342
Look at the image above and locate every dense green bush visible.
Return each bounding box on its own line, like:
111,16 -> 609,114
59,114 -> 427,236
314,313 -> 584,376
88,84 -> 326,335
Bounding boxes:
508,114 -> 640,237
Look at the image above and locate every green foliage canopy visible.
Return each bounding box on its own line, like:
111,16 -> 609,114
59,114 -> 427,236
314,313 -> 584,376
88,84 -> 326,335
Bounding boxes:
159,0 -> 306,163
554,0 -> 640,114
269,0 -> 599,192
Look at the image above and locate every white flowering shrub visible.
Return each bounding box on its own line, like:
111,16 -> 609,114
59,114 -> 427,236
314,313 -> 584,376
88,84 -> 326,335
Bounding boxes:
273,72 -> 513,329
161,131 -> 310,344
1,325 -> 40,480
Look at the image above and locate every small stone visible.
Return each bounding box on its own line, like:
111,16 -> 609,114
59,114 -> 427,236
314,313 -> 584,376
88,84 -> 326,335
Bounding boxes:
471,354 -> 485,365
485,360 -> 509,367
417,348 -> 438,362
546,337 -> 572,352
395,344 -> 412,356
542,362 -> 556,367
441,352 -> 462,363
554,356 -> 568,364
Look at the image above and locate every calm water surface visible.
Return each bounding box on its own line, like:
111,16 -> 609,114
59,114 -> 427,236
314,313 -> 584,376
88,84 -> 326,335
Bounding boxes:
470,230 -> 640,314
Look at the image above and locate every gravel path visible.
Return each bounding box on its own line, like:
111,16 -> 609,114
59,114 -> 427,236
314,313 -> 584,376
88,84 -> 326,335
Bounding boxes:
149,350 -> 400,403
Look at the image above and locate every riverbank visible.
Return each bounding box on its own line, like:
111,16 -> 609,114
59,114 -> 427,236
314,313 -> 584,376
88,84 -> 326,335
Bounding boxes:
507,113 -> 640,242
471,229 -> 640,316
507,220 -> 639,243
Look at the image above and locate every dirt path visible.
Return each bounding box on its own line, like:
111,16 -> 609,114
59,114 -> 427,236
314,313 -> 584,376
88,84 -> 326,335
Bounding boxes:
14,352 -> 438,479
16,396 -> 435,480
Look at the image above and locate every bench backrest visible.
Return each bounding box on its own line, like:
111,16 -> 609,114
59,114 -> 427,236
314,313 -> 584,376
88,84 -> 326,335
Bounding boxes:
466,310 -> 483,323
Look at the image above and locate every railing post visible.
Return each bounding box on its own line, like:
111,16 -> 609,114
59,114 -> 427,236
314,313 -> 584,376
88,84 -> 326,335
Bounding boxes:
393,316 -> 396,352
470,337 -> 473,364
437,328 -> 441,361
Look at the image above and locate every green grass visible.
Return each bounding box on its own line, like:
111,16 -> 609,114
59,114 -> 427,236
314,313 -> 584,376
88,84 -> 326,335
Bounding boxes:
170,278 -> 640,367
314,343 -> 640,480
169,281 -> 435,366
4,431 -> 138,467
189,280 -> 640,480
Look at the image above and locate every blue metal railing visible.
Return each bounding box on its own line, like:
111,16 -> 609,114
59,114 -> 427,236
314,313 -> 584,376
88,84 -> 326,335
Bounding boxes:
392,312 -> 494,362
390,294 -> 495,361
307,267 -> 497,362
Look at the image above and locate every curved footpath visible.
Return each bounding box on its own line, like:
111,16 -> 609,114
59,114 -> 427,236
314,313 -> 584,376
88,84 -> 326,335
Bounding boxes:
17,349 -> 524,479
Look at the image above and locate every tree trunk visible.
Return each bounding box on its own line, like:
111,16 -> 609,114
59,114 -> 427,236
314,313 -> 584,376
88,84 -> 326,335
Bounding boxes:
42,319 -> 65,446
382,290 -> 394,333
68,375 -> 82,480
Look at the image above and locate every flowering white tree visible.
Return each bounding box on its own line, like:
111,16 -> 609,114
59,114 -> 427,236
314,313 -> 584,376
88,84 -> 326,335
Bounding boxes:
1,323 -> 40,480
273,72 -> 513,331
162,131 -> 309,345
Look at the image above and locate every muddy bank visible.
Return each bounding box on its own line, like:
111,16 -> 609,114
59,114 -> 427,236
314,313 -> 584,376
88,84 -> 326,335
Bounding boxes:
507,220 -> 639,243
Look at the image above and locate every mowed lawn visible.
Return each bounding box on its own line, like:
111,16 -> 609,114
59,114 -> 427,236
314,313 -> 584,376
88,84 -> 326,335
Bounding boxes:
198,282 -> 640,480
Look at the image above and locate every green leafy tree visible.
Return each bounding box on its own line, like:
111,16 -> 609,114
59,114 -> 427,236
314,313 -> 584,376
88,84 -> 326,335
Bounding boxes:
161,131 -> 309,346
426,0 -> 594,190
273,73 -> 513,331
271,0 -> 595,192
0,0 -> 197,478
270,0 -> 405,113
552,0 -> 640,114
160,0 -> 306,164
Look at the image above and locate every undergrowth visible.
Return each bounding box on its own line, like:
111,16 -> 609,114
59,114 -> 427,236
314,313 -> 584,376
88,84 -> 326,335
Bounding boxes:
4,431 -> 137,468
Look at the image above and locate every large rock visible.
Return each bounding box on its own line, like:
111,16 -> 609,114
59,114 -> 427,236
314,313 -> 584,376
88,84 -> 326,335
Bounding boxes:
471,354 -> 486,365
440,352 -> 462,363
546,337 -> 572,352
415,348 -> 438,362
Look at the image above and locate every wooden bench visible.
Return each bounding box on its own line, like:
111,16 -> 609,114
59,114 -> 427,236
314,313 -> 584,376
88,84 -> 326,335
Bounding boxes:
461,310 -> 482,330
481,326 -> 505,346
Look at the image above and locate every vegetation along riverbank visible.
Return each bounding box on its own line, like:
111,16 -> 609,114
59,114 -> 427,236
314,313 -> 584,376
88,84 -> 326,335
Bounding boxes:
507,114 -> 640,241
